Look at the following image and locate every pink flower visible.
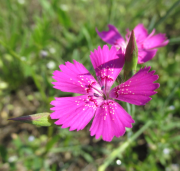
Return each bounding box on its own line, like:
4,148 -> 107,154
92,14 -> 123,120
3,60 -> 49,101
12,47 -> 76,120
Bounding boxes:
96,24 -> 169,64
50,45 -> 159,142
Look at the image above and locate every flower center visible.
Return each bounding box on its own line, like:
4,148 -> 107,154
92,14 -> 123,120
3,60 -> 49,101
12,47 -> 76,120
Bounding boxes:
85,82 -> 109,106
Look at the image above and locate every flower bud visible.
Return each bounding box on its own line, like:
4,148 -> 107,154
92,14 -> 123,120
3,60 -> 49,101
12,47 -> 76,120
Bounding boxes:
9,113 -> 56,126
124,30 -> 138,80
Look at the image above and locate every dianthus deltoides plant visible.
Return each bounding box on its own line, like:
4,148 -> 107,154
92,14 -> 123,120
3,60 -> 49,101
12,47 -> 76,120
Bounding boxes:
10,24 -> 168,142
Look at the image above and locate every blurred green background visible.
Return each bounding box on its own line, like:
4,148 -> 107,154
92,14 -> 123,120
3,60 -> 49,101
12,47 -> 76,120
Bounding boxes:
0,0 -> 180,171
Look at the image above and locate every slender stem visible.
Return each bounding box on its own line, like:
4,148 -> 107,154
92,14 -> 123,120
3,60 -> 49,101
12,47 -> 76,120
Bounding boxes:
98,120 -> 153,171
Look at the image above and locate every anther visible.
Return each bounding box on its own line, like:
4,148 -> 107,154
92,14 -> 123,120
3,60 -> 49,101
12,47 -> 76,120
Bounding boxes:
94,93 -> 99,97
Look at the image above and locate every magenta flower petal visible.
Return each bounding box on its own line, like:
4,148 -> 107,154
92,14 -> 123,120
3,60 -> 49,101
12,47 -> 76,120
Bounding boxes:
50,95 -> 97,131
96,24 -> 125,46
97,24 -> 168,64
129,24 -> 168,63
90,45 -> 125,90
90,100 -> 134,142
138,49 -> 157,64
133,24 -> 148,42
143,33 -> 169,49
52,60 -> 99,94
109,66 -> 160,105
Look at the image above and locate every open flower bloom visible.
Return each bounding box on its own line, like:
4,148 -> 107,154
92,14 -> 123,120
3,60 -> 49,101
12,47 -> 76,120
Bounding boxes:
96,24 -> 169,64
50,45 -> 159,142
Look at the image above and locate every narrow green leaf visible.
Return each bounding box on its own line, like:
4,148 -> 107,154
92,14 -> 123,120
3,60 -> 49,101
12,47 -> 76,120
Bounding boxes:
154,0 -> 180,28
45,135 -> 59,152
9,113 -> 56,126
169,37 -> 180,44
0,145 -> 8,162
169,135 -> 180,142
82,26 -> 93,50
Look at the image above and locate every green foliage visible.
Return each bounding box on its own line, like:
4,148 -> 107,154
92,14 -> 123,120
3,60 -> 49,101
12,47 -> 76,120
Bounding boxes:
0,0 -> 180,171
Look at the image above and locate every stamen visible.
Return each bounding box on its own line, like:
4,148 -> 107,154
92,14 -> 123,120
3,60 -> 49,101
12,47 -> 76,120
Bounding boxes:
91,85 -> 103,95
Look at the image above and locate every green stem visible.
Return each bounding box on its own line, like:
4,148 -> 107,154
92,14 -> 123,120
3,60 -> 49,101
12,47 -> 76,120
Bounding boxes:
98,120 -> 153,171
48,126 -> 54,138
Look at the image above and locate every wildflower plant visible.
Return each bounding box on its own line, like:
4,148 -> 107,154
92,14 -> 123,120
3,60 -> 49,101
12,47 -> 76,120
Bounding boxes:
4,0 -> 178,169
10,25 -> 161,142
50,45 -> 159,141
